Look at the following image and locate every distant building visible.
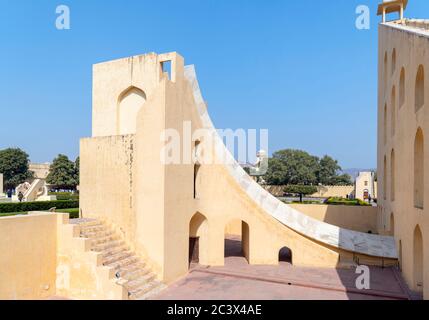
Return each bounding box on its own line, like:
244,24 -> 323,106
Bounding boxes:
354,172 -> 377,201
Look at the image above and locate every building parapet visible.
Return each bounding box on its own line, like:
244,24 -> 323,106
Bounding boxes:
383,19 -> 429,38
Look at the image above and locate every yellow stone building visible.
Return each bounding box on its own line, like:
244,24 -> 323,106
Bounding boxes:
377,0 -> 428,298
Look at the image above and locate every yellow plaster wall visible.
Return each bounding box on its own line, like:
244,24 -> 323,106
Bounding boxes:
378,22 -> 429,299
0,213 -> 58,300
80,135 -> 136,247
289,204 -> 378,234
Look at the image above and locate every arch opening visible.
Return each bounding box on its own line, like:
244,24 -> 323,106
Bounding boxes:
413,226 -> 424,292
399,239 -> 403,271
390,213 -> 395,236
415,65 -> 424,112
189,212 -> 209,268
224,219 -> 250,264
399,67 -> 405,108
391,86 -> 396,136
391,49 -> 396,76
384,104 -> 388,145
117,86 -> 147,135
414,128 -> 424,209
383,155 -> 387,200
384,52 -> 388,92
278,247 -> 293,265
391,149 -> 395,201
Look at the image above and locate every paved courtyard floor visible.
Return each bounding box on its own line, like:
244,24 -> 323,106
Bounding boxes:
154,236 -> 417,301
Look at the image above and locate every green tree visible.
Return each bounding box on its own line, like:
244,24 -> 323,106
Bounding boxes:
264,150 -> 320,185
329,174 -> 353,186
284,185 -> 318,203
264,149 -> 353,186
318,155 -> 341,185
317,155 -> 352,185
46,154 -> 78,190
74,156 -> 80,186
0,148 -> 33,190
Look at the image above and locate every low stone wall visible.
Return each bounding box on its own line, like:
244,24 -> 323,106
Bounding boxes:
0,213 -> 59,299
263,185 -> 354,199
289,204 -> 378,234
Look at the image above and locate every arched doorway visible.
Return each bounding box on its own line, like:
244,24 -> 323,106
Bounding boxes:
189,212 -> 208,268
413,225 -> 424,292
278,246 -> 293,265
414,128 -> 424,209
399,240 -> 403,271
224,219 -> 250,263
117,86 -> 146,135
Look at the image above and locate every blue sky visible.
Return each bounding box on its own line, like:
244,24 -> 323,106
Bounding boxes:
0,0 -> 427,168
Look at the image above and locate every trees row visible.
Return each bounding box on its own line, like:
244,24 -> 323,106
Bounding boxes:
0,148 -> 79,191
263,149 -> 352,186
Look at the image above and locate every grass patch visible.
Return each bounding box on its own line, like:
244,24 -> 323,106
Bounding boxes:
0,208 -> 79,219
324,197 -> 370,206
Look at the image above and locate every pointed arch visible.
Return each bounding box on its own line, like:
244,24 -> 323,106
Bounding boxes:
391,86 -> 396,136
413,225 -> 424,292
384,52 -> 388,92
189,212 -> 209,267
414,128 -> 424,209
391,149 -> 395,201
117,86 -> 147,135
384,104 -> 388,145
383,155 -> 387,200
415,65 -> 424,112
391,49 -> 396,76
390,212 -> 395,236
399,67 -> 405,108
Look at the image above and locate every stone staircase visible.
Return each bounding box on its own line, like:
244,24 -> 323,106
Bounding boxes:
74,219 -> 166,300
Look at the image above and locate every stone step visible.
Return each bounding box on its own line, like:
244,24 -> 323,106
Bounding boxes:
81,230 -> 115,239
114,262 -> 147,279
124,273 -> 156,290
136,283 -> 167,300
90,234 -> 119,246
103,251 -> 133,266
120,266 -> 151,281
73,218 -> 166,300
128,281 -> 159,300
130,281 -> 166,300
73,219 -> 100,227
101,245 -> 128,258
106,256 -> 140,270
81,225 -> 107,234
92,240 -> 125,252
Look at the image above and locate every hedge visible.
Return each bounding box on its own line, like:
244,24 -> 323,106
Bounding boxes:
49,192 -> 79,201
325,197 -> 370,207
0,200 -> 79,213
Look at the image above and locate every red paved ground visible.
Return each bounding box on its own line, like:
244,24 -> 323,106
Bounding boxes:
154,236 -> 414,301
